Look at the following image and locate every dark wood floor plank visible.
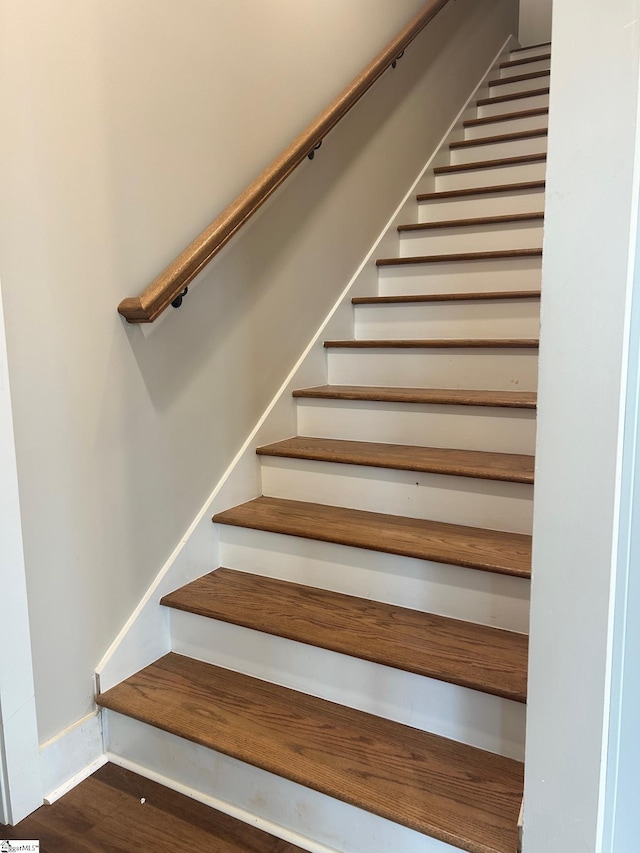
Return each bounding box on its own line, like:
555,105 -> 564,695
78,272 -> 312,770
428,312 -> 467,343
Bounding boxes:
292,384 -> 537,408
162,569 -> 528,702
213,496 -> 532,578
97,654 -> 524,853
1,764 -> 304,853
256,436 -> 535,483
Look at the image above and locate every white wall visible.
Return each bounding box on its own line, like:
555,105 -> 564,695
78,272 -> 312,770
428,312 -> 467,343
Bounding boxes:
519,0 -> 552,46
524,0 -> 640,849
0,0 -> 518,746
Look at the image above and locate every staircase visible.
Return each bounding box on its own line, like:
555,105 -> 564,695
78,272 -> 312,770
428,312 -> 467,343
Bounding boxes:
97,41 -> 550,853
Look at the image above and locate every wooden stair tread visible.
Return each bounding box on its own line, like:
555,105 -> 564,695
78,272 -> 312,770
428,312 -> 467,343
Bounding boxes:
434,153 -> 546,175
97,654 -> 524,853
162,569 -> 528,702
476,88 -> 550,107
489,69 -> 550,88
213,496 -> 532,578
398,212 -> 543,232
417,181 -> 545,202
353,290 -> 541,305
500,53 -> 551,69
324,338 -> 539,349
377,248 -> 542,267
292,384 -> 537,409
257,436 -> 534,484
464,107 -> 548,128
450,128 -> 547,149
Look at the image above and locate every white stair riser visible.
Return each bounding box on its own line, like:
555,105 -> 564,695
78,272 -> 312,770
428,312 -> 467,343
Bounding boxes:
489,74 -> 550,98
478,92 -> 549,118
260,458 -> 533,534
296,398 -> 537,455
417,188 -> 545,222
106,713 -> 459,853
464,112 -> 548,140
327,347 -> 539,391
399,221 -> 544,255
169,610 -> 526,760
509,45 -> 551,61
449,134 -> 547,165
435,160 -> 546,191
500,58 -> 550,77
218,526 -> 531,632
354,298 -> 541,340
378,256 -> 542,296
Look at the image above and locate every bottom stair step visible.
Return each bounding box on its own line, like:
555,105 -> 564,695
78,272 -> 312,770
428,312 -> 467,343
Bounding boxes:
98,653 -> 523,853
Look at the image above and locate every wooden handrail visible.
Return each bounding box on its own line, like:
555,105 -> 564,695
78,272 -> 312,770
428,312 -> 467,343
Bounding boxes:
118,0 -> 453,323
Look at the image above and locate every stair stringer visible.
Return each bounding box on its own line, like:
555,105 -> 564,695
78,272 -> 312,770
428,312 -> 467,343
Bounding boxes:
95,33 -> 517,699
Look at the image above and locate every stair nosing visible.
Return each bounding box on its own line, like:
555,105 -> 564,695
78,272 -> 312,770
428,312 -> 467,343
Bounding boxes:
489,69 -> 550,88
499,53 -> 551,70
213,496 -> 532,578
476,87 -> 550,107
397,212 -> 544,232
417,180 -> 545,202
434,153 -> 546,176
292,385 -> 538,410
377,248 -> 542,267
97,653 -> 524,853
463,107 -> 549,129
353,289 -> 541,305
450,128 -> 547,150
161,568 -> 529,703
323,338 -> 539,349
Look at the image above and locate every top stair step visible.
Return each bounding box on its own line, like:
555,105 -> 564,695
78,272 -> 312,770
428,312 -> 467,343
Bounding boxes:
162,568 -> 528,702
213,496 -> 532,578
97,653 -> 524,853
512,41 -> 551,53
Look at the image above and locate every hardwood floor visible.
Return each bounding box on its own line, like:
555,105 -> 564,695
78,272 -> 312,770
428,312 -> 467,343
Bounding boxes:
0,763 -> 306,853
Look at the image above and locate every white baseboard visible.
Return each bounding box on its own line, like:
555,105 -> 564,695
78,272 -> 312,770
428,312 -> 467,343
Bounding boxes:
95,34 -> 514,697
40,710 -> 106,805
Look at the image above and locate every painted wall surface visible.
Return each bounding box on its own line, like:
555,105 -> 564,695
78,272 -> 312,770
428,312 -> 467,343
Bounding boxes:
519,0 -> 552,45
524,0 -> 640,849
0,0 -> 517,745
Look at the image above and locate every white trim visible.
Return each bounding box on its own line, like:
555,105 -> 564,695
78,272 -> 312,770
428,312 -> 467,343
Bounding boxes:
0,274 -> 42,825
96,35 -> 514,695
39,711 -> 105,805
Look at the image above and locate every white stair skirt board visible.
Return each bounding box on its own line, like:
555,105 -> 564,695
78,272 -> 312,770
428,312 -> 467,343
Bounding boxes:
105,712 -> 461,853
168,610 -> 526,760
39,711 -> 106,805
327,347 -> 539,391
398,220 -> 544,255
354,297 -> 541,340
477,92 -> 549,118
219,526 -> 530,633
464,112 -> 548,140
488,74 -> 550,98
260,458 -> 533,534
417,187 -> 546,221
449,134 -> 547,166
499,58 -> 550,77
377,255 -> 542,296
296,398 -> 537,455
435,160 -> 546,191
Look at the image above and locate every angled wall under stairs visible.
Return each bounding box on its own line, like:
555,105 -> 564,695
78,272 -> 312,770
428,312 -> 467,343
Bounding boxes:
98,39 -> 549,853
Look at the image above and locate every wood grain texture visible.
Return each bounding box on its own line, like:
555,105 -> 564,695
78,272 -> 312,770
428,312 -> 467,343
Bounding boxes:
434,153 -> 546,175
0,763 -> 305,852
488,70 -> 550,88
292,384 -> 538,408
397,212 -> 544,232
417,181 -> 545,201
323,338 -> 539,348
97,654 -> 524,853
116,0 -> 454,323
256,436 -> 535,483
449,128 -> 547,149
464,108 -> 549,129
353,289 -> 541,304
213,496 -> 532,577
376,248 -> 543,267
499,53 -> 551,69
162,569 -> 528,702
476,88 -> 550,107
